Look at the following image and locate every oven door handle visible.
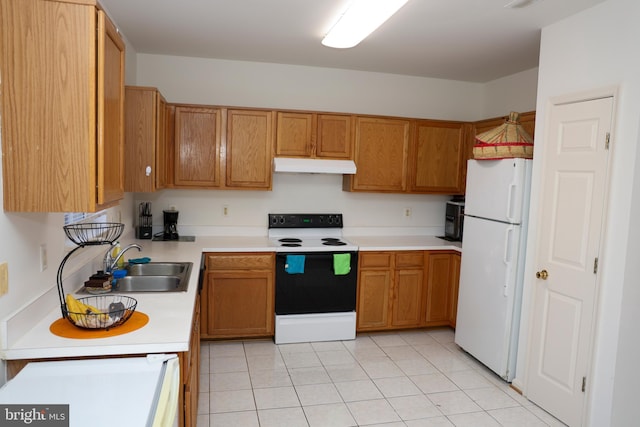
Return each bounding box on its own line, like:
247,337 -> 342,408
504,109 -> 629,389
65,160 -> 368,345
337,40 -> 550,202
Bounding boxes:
276,252 -> 354,259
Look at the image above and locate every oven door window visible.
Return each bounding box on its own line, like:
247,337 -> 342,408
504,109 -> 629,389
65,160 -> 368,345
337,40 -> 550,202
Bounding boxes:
275,252 -> 358,315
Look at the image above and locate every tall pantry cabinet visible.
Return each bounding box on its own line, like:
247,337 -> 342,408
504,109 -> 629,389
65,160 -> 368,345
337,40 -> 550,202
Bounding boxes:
0,0 -> 125,212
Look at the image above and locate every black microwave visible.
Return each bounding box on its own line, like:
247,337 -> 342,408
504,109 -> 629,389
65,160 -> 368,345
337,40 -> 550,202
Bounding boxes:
444,201 -> 464,241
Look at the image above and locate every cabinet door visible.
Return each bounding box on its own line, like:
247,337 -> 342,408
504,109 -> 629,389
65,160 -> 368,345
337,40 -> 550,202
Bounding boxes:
96,11 -> 125,207
346,117 -> 410,192
276,112 -> 314,157
392,268 -> 424,327
155,94 -> 168,190
226,109 -> 273,189
174,106 -> 221,187
357,270 -> 392,330
183,296 -> 200,427
410,121 -> 468,194
449,253 -> 461,327
0,1 -> 124,212
425,252 -> 454,325
124,86 -> 166,192
206,270 -> 274,338
316,114 -> 353,159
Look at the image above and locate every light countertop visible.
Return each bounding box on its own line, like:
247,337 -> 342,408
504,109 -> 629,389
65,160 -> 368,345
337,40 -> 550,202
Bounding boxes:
346,235 -> 461,252
2,234 -> 460,361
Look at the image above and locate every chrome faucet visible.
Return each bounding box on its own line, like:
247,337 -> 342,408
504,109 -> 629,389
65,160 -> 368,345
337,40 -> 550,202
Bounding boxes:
103,243 -> 142,273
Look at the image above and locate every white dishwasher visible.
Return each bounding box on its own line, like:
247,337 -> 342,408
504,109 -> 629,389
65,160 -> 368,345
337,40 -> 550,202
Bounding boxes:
0,354 -> 180,427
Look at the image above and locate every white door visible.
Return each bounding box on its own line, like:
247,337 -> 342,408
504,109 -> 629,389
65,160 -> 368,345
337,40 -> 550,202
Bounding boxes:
526,97 -> 613,426
465,158 -> 531,223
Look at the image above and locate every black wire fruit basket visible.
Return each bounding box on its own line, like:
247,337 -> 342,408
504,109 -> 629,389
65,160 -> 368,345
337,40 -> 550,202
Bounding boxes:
63,295 -> 137,329
63,222 -> 124,246
56,222 -> 137,330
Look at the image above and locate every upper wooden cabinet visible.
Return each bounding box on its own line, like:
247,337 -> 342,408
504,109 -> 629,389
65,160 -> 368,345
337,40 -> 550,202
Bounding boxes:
173,106 -> 222,188
170,107 -> 273,190
124,86 -> 168,192
226,109 -> 274,189
344,116 -> 411,192
276,112 -> 353,159
0,0 -> 125,212
409,120 -> 471,194
344,116 -> 472,195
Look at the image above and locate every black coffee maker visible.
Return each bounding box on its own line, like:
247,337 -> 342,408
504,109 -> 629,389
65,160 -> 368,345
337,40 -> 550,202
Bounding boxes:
163,209 -> 179,240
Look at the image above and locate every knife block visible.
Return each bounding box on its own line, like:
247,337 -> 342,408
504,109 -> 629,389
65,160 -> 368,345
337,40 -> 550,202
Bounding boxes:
136,225 -> 152,239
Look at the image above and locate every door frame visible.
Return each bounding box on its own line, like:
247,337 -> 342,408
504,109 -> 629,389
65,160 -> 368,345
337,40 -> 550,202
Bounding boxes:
517,86 -> 618,423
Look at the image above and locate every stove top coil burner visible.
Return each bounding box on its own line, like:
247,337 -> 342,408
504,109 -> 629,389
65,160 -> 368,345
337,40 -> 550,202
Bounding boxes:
322,238 -> 347,246
279,238 -> 302,247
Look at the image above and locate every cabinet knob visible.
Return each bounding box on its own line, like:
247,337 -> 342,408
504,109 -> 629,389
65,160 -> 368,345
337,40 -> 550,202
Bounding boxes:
145,166 -> 152,176
535,269 -> 549,280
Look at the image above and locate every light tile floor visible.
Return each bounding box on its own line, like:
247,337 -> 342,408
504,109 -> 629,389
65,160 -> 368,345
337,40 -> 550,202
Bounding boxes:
197,328 -> 565,427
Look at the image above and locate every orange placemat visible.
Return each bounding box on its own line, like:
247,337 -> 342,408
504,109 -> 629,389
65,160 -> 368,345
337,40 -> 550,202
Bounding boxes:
49,311 -> 149,339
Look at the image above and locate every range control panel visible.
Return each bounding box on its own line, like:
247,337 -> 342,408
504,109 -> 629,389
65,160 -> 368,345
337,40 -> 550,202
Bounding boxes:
268,213 -> 343,229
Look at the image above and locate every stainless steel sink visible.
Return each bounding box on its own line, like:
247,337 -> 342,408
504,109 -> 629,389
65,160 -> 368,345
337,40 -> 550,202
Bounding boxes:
127,262 -> 189,276
111,262 -> 193,293
114,275 -> 186,292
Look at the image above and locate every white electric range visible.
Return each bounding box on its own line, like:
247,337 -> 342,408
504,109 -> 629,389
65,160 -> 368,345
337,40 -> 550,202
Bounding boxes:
268,214 -> 359,344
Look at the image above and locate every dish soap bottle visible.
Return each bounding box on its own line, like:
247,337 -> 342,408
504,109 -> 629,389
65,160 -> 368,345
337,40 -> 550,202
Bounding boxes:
112,242 -> 125,269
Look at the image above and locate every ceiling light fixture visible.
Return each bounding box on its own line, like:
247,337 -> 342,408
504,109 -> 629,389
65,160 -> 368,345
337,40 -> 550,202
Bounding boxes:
322,0 -> 409,49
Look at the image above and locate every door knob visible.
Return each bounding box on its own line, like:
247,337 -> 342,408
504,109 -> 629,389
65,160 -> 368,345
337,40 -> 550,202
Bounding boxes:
536,269 -> 549,280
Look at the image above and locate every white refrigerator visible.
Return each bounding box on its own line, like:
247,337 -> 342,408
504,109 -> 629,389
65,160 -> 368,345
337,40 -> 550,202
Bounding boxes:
455,158 -> 532,381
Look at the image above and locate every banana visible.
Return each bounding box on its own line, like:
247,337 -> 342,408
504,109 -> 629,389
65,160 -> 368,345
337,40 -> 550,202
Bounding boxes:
65,294 -> 109,326
65,294 -> 81,323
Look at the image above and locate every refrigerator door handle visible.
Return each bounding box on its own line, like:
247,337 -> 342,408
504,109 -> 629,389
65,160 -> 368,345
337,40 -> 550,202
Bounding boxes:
503,226 -> 514,297
506,182 -> 516,222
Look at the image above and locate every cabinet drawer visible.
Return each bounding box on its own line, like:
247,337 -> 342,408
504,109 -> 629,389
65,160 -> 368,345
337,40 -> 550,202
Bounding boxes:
395,251 -> 424,268
359,252 -> 392,268
206,253 -> 274,270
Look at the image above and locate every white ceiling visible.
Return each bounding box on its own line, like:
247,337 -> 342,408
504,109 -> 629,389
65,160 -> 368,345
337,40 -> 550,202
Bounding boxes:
100,0 -> 604,83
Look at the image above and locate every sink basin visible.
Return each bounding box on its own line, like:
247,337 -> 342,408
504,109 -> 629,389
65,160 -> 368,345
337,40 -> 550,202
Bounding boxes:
127,262 -> 189,276
114,275 -> 186,292
110,262 -> 193,293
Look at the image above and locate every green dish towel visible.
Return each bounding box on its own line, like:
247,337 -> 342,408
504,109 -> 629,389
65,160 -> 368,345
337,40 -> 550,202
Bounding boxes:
333,253 -> 351,275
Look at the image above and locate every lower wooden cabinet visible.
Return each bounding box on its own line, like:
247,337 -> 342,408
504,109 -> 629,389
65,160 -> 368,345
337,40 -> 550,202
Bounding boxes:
357,253 -> 393,330
201,253 -> 275,339
357,251 -> 425,331
449,253 -> 461,327
357,250 -> 460,332
180,295 -> 200,427
425,251 -> 460,326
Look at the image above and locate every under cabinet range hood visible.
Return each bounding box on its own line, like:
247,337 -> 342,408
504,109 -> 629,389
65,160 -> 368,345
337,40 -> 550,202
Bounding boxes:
273,157 -> 357,174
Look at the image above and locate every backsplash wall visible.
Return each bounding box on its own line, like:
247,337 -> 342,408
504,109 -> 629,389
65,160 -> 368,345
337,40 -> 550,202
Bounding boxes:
134,173 -> 450,237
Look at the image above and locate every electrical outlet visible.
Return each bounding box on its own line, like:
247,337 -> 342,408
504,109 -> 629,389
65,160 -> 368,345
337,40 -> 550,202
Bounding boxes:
223,205 -> 229,217
404,207 -> 412,218
0,262 -> 8,297
39,244 -> 48,272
